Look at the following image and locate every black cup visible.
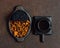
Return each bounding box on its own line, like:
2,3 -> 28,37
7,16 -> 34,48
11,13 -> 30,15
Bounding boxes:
37,18 -> 51,34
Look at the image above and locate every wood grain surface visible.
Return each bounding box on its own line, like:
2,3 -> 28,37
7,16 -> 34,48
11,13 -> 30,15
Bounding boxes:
0,0 -> 60,48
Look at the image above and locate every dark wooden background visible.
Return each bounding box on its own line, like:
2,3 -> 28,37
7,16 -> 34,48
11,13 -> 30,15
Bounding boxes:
0,0 -> 60,48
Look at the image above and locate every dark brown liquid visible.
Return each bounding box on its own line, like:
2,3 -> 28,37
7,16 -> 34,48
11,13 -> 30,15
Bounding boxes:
39,20 -> 49,31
